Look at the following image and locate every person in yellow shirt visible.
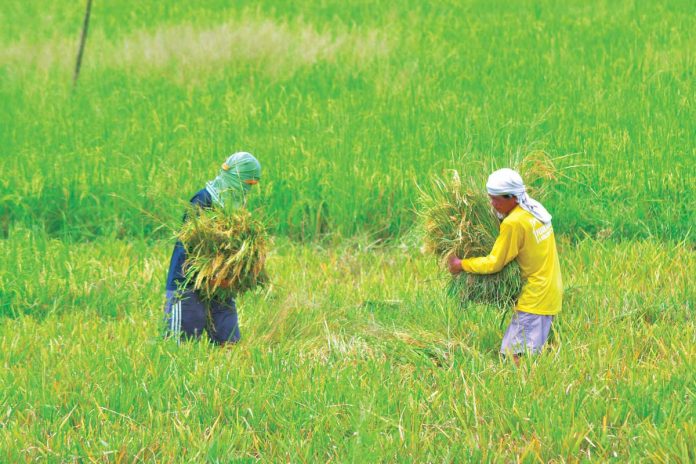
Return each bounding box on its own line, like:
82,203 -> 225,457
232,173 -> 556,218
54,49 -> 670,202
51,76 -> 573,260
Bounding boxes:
448,168 -> 563,364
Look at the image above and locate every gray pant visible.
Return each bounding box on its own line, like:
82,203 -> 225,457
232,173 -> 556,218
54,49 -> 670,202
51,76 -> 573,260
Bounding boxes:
164,289 -> 240,344
500,310 -> 553,355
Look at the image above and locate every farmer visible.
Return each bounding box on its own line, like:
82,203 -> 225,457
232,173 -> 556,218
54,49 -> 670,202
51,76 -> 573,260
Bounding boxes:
164,151 -> 261,344
447,168 -> 562,364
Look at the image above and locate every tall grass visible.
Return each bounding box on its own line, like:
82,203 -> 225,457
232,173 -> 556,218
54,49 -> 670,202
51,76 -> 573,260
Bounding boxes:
0,0 -> 694,241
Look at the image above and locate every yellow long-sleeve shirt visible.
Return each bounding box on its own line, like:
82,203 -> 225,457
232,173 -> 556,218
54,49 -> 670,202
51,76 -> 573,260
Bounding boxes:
461,206 -> 563,315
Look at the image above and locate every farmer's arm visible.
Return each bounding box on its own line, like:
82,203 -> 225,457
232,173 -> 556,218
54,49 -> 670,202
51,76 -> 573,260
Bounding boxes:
181,190 -> 212,223
460,222 -> 522,274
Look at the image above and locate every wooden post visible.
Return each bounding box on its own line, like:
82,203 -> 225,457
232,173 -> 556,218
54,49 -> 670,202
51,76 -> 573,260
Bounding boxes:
73,0 -> 93,88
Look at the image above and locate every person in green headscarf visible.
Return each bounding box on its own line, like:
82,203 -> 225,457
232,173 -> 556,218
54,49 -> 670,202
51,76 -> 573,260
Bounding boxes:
164,152 -> 261,344
205,151 -> 262,208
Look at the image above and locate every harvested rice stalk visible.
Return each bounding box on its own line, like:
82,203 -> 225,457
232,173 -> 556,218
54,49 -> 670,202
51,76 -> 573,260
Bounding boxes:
418,169 -> 522,308
178,206 -> 270,301
420,153 -> 563,308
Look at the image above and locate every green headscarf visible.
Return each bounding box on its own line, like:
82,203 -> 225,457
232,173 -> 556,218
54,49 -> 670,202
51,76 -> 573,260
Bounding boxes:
205,152 -> 261,207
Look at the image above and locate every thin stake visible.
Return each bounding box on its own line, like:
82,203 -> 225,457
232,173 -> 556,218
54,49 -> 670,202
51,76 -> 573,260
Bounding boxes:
73,0 -> 93,88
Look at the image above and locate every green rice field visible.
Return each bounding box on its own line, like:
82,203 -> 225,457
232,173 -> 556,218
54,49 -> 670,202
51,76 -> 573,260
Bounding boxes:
0,0 -> 694,461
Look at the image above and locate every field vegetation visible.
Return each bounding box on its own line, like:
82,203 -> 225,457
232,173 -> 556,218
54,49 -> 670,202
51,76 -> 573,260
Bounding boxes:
0,0 -> 693,461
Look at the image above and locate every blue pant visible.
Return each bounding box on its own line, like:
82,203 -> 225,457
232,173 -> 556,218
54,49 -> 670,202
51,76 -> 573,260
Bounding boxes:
164,289 -> 240,344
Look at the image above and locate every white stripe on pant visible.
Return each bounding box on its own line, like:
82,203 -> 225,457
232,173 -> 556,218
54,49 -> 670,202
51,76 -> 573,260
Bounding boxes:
170,300 -> 181,338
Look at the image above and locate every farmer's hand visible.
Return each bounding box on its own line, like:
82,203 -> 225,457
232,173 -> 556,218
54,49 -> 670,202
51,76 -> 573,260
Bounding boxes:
447,254 -> 463,275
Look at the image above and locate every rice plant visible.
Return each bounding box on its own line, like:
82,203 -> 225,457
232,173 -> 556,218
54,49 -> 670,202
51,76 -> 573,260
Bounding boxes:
177,205 -> 270,301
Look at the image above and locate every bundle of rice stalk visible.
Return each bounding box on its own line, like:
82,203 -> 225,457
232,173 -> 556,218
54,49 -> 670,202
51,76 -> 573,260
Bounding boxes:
178,206 -> 270,301
418,169 -> 522,308
420,153 -> 562,308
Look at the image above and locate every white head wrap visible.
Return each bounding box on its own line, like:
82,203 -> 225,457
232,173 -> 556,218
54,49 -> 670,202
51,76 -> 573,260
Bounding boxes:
486,168 -> 552,224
